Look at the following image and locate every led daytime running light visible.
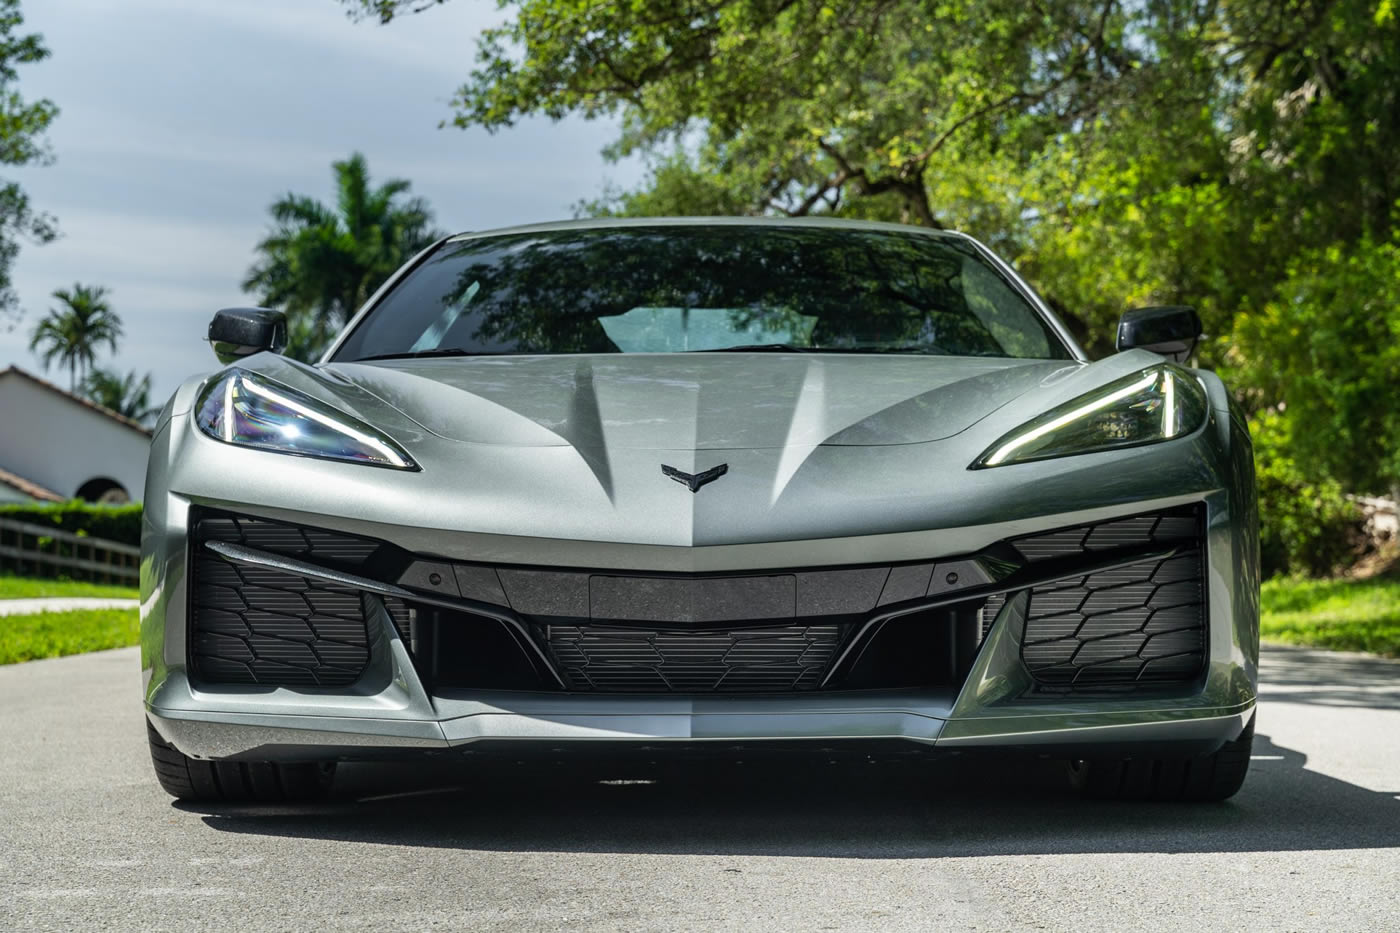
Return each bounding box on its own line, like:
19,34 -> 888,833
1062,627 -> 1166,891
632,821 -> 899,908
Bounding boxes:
233,375 -> 411,469
982,372 -> 1159,466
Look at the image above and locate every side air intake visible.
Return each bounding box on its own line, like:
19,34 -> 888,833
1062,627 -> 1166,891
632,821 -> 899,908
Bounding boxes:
187,511 -> 408,687
1008,505 -> 1208,691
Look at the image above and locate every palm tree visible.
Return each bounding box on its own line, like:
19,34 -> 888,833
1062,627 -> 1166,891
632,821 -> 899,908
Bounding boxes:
243,153 -> 442,359
282,312 -> 333,364
28,284 -> 124,390
81,368 -> 159,426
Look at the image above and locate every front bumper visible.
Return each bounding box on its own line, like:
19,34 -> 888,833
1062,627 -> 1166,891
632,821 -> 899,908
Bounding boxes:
142,497 -> 1258,763
149,690 -> 1255,762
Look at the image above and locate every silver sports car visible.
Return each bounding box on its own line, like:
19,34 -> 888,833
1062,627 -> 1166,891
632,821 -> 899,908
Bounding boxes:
141,218 -> 1258,803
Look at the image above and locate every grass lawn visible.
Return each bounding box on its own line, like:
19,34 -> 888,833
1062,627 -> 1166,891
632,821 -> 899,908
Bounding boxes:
0,574 -> 138,600
0,608 -> 139,664
1261,575 -> 1400,658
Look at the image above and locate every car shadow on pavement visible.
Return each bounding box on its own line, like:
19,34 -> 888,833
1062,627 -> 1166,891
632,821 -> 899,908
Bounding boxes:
186,731 -> 1400,858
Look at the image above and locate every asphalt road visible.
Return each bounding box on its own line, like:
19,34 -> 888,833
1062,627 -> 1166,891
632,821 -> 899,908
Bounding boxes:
1,645 -> 1397,932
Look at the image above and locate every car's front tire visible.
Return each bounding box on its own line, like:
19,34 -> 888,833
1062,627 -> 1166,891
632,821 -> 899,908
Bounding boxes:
1067,714 -> 1254,802
146,720 -> 336,802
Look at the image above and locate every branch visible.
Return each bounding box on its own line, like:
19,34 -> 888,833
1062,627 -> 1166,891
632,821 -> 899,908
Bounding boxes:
817,140 -> 943,228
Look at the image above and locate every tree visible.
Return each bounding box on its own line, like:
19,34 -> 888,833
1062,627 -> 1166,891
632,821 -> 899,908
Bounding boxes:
81,367 -> 158,426
28,283 -> 122,390
349,0 -> 1400,544
343,0 -> 1399,351
0,0 -> 59,328
1231,236 -> 1400,500
349,0 -> 1148,236
243,152 -> 442,359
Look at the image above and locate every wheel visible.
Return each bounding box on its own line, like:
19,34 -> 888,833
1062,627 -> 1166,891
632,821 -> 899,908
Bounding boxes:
146,720 -> 336,802
1067,714 -> 1254,802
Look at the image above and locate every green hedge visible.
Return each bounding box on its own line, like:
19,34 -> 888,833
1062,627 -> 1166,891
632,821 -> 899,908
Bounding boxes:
0,502 -> 143,547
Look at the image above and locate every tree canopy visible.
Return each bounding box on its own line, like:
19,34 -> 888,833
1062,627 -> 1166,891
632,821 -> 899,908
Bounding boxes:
343,0 -> 1397,336
345,0 -> 1400,570
28,283 -> 122,390
0,0 -> 58,327
81,367 -> 158,426
243,152 -> 443,360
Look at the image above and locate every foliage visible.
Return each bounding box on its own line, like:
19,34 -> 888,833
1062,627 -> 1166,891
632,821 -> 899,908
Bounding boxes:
1230,237 -> 1400,498
243,152 -> 442,359
1261,575 -> 1400,658
344,0 -> 1400,351
27,283 -> 122,390
283,312 -> 333,364
1251,412 -> 1364,578
0,501 -> 142,546
81,367 -> 157,426
0,574 -> 136,599
0,0 -> 58,329
0,608 -> 137,665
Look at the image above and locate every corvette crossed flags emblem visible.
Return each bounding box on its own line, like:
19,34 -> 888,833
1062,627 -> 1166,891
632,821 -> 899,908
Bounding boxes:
661,463 -> 729,493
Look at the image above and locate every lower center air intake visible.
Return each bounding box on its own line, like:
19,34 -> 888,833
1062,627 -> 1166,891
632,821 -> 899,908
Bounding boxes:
542,623 -> 846,692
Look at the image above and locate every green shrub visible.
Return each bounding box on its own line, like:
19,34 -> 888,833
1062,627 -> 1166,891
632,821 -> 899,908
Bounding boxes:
1252,411 -> 1363,578
0,501 -> 142,547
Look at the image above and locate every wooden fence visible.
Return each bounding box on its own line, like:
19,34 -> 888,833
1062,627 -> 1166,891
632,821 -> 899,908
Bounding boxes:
0,517 -> 140,586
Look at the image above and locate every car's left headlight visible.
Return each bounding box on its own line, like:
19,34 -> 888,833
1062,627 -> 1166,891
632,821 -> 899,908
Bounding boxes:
194,369 -> 417,470
972,365 -> 1207,468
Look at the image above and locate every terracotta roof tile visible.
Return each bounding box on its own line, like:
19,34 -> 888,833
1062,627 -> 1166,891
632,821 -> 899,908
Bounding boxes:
0,465 -> 64,502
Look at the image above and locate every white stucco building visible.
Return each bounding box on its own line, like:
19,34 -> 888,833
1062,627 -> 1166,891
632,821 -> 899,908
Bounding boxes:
0,366 -> 152,504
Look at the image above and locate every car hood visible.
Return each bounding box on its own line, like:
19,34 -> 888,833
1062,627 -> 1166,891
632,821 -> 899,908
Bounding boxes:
324,354 -> 1079,451
170,350 -> 1219,554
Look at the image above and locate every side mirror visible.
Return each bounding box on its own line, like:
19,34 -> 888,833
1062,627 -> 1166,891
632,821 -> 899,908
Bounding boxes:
1116,305 -> 1202,363
208,308 -> 286,364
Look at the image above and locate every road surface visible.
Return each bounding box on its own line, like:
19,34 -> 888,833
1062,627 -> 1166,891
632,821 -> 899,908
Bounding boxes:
1,644 -> 1396,932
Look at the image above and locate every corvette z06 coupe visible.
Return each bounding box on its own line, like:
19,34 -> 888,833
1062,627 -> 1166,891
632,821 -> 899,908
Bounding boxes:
141,218 -> 1258,803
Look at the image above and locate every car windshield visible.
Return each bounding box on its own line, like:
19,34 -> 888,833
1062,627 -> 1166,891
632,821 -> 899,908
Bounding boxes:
331,225 -> 1072,361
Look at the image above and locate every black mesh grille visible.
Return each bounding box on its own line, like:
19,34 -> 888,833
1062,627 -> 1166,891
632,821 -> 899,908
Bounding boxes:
195,513 -> 381,567
185,504 -> 1208,696
1020,550 -> 1206,689
544,624 -> 846,692
1009,504 -> 1200,563
189,511 -> 407,687
980,593 -> 1007,638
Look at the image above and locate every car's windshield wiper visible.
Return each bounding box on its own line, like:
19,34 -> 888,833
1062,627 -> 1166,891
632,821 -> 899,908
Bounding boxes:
357,344 -> 958,361
849,345 -> 949,355
690,343 -> 949,355
689,343 -> 815,353
351,348 -> 510,362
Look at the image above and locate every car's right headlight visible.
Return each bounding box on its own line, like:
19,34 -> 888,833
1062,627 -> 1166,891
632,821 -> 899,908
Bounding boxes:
194,369 -> 416,470
972,365 -> 1208,468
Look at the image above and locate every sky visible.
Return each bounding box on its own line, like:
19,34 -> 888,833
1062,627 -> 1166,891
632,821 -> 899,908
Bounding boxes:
1,0 -> 642,403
